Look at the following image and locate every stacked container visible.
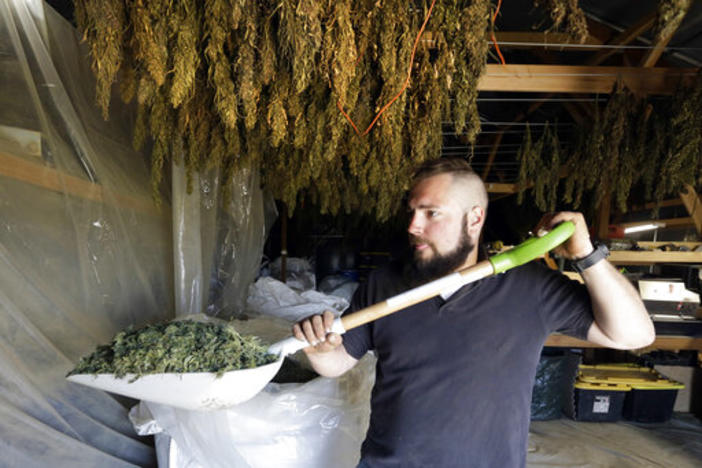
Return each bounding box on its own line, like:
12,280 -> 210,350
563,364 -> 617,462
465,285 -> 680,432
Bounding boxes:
567,363 -> 684,422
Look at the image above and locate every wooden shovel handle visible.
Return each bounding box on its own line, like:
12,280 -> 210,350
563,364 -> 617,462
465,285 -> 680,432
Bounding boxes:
341,260 -> 495,331
340,221 -> 575,331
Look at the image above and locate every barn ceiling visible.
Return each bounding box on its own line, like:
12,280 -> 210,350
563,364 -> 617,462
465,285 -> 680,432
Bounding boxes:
43,0 -> 701,229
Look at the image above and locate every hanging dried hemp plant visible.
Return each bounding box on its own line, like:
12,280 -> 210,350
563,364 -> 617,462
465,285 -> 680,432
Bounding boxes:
533,0 -> 589,44
517,74 -> 702,217
652,0 -> 693,47
74,0 -> 491,221
516,122 -> 557,212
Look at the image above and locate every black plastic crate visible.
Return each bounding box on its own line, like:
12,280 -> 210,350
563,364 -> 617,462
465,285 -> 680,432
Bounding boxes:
577,364 -> 684,424
623,388 -> 680,423
572,381 -> 629,422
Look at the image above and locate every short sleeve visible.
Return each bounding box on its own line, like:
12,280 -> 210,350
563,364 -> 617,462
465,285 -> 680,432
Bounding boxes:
537,266 -> 594,340
341,280 -> 374,359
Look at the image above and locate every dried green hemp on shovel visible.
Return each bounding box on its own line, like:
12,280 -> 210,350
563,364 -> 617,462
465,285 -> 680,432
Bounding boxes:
68,320 -> 277,381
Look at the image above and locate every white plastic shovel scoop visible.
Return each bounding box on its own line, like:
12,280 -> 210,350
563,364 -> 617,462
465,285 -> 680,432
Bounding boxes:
67,222 -> 574,410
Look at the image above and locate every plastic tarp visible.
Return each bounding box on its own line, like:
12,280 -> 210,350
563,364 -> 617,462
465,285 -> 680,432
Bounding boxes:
0,1 -> 271,466
132,353 -> 376,468
246,276 -> 350,322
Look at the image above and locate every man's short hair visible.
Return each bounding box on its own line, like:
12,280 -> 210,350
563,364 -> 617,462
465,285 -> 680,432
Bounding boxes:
412,157 -> 477,183
411,157 -> 488,212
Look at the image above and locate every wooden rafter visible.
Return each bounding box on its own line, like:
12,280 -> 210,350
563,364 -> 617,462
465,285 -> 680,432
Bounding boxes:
588,12 -> 657,65
478,64 -> 697,94
484,182 -> 519,194
630,199 -> 684,211
478,12 -> 658,178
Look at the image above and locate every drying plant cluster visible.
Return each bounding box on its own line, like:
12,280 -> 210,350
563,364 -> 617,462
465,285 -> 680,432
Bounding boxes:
517,76 -> 702,214
74,0 -> 496,220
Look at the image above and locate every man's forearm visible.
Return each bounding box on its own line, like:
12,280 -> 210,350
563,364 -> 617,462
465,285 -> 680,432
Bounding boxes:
582,260 -> 655,349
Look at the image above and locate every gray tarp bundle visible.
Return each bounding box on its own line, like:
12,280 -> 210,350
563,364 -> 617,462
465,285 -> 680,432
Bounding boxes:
0,1 -> 270,466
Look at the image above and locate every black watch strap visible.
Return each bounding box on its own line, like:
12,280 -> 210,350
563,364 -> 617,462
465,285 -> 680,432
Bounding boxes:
571,242 -> 610,273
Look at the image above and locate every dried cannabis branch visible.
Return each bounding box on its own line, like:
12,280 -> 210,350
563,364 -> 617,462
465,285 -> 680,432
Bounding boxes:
517,75 -> 702,216
68,320 -> 277,380
533,0 -> 589,44
652,0 -> 693,46
74,0 -> 491,221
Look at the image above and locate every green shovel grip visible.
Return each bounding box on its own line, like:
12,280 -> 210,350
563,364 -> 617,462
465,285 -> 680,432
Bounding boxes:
488,221 -> 575,274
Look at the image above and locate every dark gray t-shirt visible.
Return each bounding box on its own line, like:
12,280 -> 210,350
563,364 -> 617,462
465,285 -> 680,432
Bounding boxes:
342,261 -> 593,468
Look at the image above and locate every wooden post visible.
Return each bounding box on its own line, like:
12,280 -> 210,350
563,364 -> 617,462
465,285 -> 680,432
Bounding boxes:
595,191 -> 611,240
680,184 -> 702,236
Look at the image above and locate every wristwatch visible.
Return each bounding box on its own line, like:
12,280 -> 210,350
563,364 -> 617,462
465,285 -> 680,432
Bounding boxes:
571,242 -> 610,273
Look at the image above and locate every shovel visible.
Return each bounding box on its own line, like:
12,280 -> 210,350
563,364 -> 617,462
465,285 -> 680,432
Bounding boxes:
67,221 -> 574,410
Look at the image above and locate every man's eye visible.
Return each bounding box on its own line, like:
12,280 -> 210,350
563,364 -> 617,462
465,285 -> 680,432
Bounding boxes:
428,210 -> 439,218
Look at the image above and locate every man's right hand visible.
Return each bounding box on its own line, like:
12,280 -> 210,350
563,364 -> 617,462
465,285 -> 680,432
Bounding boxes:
292,310 -> 343,354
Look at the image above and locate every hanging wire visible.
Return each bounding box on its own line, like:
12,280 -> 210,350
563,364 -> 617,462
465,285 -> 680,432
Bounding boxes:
442,129 -> 577,135
455,121 -> 576,126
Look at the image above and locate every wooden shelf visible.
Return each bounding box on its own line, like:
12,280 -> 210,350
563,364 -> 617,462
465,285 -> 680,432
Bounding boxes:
609,250 -> 702,265
545,334 -> 702,351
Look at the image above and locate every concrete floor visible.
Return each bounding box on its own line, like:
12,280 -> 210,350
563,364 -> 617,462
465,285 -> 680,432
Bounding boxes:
528,414 -> 702,467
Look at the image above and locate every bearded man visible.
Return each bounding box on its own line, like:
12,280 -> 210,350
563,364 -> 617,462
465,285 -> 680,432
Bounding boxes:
293,157 -> 654,468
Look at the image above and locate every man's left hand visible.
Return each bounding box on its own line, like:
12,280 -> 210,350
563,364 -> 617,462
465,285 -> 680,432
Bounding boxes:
534,211 -> 594,260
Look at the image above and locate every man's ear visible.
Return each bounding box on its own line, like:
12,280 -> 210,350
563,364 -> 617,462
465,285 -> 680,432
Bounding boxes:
467,206 -> 485,235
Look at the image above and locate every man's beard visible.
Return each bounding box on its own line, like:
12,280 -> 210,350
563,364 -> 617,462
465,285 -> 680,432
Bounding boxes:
407,216 -> 475,285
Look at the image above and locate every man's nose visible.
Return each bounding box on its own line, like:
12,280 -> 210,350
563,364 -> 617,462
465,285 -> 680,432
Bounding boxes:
408,213 -> 423,235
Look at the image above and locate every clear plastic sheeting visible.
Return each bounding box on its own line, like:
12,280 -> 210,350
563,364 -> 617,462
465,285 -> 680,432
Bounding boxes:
135,354 -> 376,468
0,1 -> 271,466
173,161 -> 276,318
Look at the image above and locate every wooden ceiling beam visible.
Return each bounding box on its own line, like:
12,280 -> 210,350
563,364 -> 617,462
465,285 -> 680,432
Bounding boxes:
630,199 -> 683,211
587,12 -> 657,65
478,64 -> 697,94
477,13 -> 657,179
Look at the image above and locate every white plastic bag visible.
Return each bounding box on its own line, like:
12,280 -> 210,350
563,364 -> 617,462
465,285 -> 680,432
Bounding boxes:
269,257 -> 316,291
139,354 -> 375,468
318,274 -> 360,303
246,276 -> 349,322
